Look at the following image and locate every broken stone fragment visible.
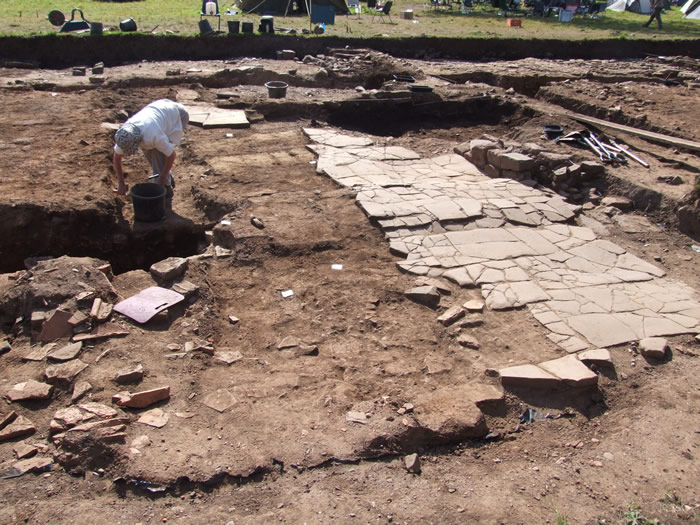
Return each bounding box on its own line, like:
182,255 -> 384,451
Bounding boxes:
538,355 -> 598,388
577,348 -> 612,367
112,386 -> 170,409
638,337 -> 669,360
277,336 -> 300,350
185,339 -> 214,355
415,277 -> 452,295
47,342 -> 83,362
600,195 -> 633,212
437,306 -> 465,327
214,350 -> 243,365
296,343 -> 319,356
31,311 -> 49,331
53,406 -> 91,428
11,456 -> 53,476
78,402 -> 120,419
150,257 -> 188,281
405,286 -> 441,309
172,280 -> 199,300
404,453 -> 421,474
0,415 -> 37,442
0,340 -> 10,355
68,417 -> 130,433
39,309 -> 73,342
72,322 -> 128,342
137,408 -> 169,428
459,314 -> 484,328
114,364 -> 144,384
413,387 -> 488,441
345,411 -> 368,424
202,389 -> 237,413
44,359 -> 88,388
457,334 -> 480,350
6,380 -> 54,401
463,300 -> 485,312
90,299 -> 113,322
499,364 -> 561,389
71,381 -> 92,403
13,441 -> 38,459
228,315 -> 240,325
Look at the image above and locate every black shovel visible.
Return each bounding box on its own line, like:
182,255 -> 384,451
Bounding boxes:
60,8 -> 90,33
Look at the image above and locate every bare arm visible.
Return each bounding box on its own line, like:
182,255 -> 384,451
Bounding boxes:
112,152 -> 128,195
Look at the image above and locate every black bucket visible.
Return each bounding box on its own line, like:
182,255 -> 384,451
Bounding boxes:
228,20 -> 240,33
265,81 -> 288,99
241,21 -> 254,33
90,22 -> 103,36
131,183 -> 166,222
119,18 -> 137,32
259,16 -> 274,33
199,19 -> 214,35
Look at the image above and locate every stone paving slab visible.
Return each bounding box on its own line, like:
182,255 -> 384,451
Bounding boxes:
306,128 -> 700,359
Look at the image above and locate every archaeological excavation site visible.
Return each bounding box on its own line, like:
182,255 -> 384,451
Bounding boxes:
0,38 -> 699,524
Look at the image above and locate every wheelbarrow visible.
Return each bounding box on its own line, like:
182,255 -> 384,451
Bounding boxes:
59,8 -> 90,33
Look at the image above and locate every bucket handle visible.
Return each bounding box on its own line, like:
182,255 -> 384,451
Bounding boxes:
69,8 -> 88,22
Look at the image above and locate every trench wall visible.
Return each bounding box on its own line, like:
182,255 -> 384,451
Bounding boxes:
1,34 -> 700,68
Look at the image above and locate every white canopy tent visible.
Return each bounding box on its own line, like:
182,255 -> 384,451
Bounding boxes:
681,0 -> 700,18
607,0 -> 651,13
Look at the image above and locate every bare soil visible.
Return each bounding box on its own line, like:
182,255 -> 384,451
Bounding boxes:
0,51 -> 698,525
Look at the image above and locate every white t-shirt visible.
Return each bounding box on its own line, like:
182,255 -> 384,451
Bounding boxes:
114,99 -> 186,156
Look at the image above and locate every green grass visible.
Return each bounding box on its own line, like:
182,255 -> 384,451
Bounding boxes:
0,0 -> 698,39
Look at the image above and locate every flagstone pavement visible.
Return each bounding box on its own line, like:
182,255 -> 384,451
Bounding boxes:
305,128 -> 700,353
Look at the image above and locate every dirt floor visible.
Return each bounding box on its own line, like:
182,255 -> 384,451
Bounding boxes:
0,50 -> 699,525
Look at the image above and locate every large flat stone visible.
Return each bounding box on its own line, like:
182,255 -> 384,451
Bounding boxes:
0,415 -> 36,442
44,359 -> 88,388
566,313 -> 639,347
405,286 -> 441,308
6,380 -> 54,402
150,257 -> 188,281
201,109 -> 250,129
499,364 -> 561,388
538,355 -> 598,387
413,386 -> 489,441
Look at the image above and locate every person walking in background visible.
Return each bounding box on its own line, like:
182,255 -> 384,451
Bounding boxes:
112,99 -> 189,210
643,0 -> 663,29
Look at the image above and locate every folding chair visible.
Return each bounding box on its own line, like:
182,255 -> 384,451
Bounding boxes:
347,0 -> 362,17
200,0 -> 221,31
372,0 -> 394,21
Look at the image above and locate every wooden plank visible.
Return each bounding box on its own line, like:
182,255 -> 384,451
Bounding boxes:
570,113 -> 700,153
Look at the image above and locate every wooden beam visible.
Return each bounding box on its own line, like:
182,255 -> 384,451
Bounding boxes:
570,113 -> 700,153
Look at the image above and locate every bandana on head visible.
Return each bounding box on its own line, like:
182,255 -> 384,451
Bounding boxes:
115,123 -> 142,156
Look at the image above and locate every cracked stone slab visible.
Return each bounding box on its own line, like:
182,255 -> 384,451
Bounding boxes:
305,128 -> 700,355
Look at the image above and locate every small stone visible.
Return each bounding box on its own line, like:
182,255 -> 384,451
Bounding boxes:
11,456 -> 53,475
132,435 -> 151,449
437,306 -> 465,327
214,350 -> 243,365
404,453 -> 421,474
114,364 -> 144,384
92,62 -> 104,74
278,336 -> 300,350
47,342 -> 83,362
71,381 -> 92,403
228,315 -> 240,325
405,286 -> 441,309
72,67 -> 87,76
137,408 -> 169,428
6,380 -> 54,401
603,452 -> 614,461
346,411 -> 367,424
459,314 -> 484,328
600,196 -> 633,212
78,402 -> 119,419
592,460 -> 604,467
30,311 -> 49,331
463,300 -> 484,312
639,337 -> 668,359
113,387 -> 170,409
39,309 -> 73,342
457,334 -> 480,350
150,257 -> 188,281
0,340 -> 11,355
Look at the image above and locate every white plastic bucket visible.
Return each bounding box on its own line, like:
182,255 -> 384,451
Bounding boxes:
206,1 -> 217,15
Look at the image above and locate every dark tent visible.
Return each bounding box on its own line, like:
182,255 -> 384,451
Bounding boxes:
241,0 -> 349,15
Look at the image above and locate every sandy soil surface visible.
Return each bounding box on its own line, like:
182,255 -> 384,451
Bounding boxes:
0,52 -> 698,525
